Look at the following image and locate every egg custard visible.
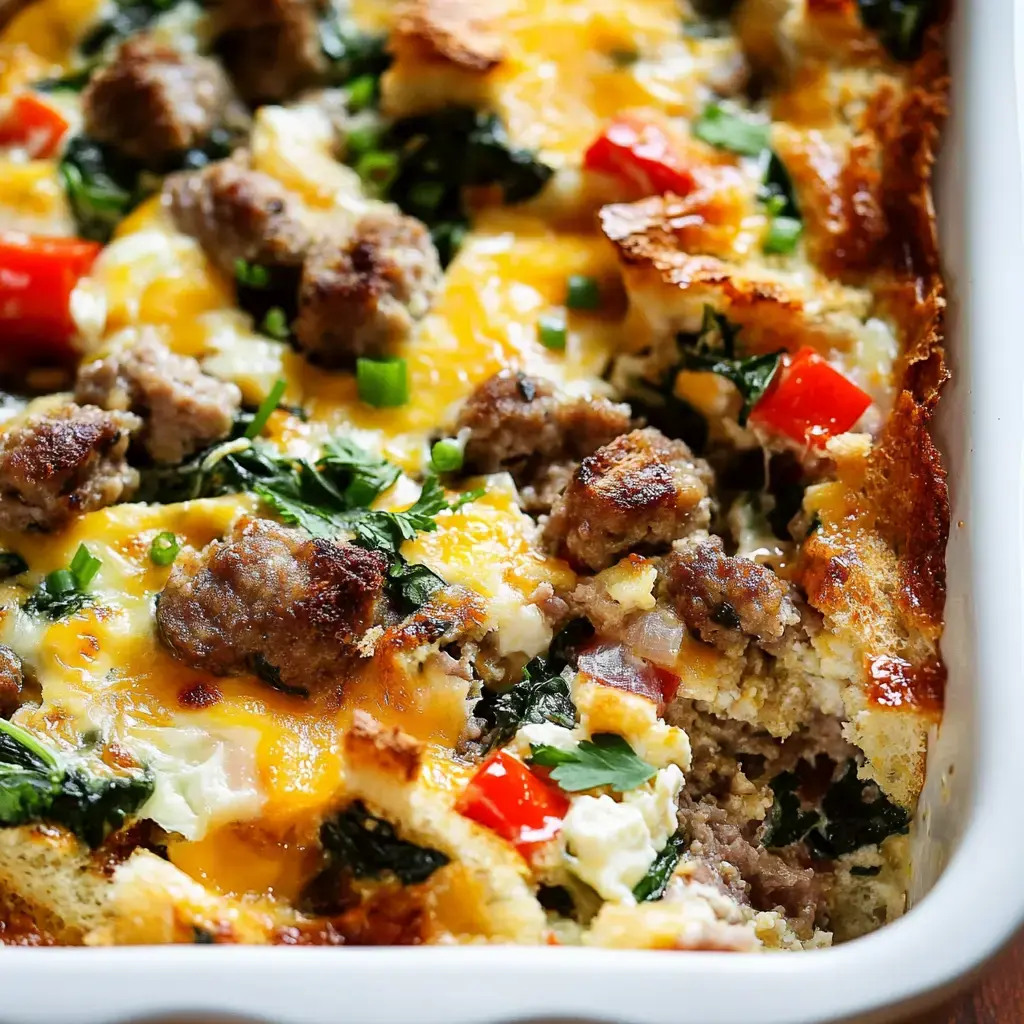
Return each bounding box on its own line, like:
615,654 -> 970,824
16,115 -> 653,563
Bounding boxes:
0,0 -> 947,950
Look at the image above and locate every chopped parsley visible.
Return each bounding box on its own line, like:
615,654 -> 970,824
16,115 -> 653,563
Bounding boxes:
0,719 -> 153,848
530,734 -> 656,793
679,306 -> 783,425
692,103 -> 770,157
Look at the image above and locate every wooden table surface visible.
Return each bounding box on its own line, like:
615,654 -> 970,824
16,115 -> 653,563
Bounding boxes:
906,929 -> 1024,1023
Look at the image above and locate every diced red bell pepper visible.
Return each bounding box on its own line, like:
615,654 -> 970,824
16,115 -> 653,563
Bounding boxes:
456,750 -> 569,858
584,115 -> 697,198
749,346 -> 872,447
0,232 -> 101,358
0,93 -> 70,158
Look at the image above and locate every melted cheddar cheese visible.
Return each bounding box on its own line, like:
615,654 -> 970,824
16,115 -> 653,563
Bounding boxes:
0,0 -> 948,952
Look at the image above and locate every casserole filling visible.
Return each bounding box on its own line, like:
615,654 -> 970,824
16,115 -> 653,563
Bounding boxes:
0,0 -> 947,950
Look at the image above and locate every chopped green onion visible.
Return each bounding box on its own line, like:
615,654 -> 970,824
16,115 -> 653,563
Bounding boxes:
692,103 -> 771,157
537,314 -> 567,351
149,532 -> 180,567
261,307 -> 291,341
45,569 -> 76,596
355,150 -> 399,196
566,275 -> 601,311
245,378 -> 288,439
763,216 -> 803,255
357,358 -> 409,408
407,180 -> 446,215
234,258 -> 269,289
345,125 -> 381,160
430,438 -> 464,473
69,544 -> 101,588
346,74 -> 377,112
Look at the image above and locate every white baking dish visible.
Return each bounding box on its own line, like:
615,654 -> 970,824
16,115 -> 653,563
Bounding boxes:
2,1 -> 1023,1021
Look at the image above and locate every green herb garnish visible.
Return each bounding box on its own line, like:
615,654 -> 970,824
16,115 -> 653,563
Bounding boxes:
430,438 -> 464,473
149,531 -> 179,567
679,306 -> 783,425
244,379 -> 288,440
234,259 -> 270,289
530,733 -> 656,793
25,544 -> 102,620
566,275 -> 602,311
357,357 -> 409,408
633,832 -> 686,902
692,103 -> 771,157
538,314 -> 567,351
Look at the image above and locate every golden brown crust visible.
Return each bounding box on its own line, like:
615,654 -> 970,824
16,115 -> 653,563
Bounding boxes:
391,0 -> 505,72
345,711 -> 424,785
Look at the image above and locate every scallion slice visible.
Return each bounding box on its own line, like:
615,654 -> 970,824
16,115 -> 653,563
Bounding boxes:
245,378 -> 288,439
69,544 -> 101,588
538,314 -> 567,351
357,358 -> 409,408
764,216 -> 803,255
430,438 -> 464,473
566,275 -> 601,311
149,531 -> 180,567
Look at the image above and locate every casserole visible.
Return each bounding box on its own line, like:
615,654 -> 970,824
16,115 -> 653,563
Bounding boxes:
0,0 -> 1021,1020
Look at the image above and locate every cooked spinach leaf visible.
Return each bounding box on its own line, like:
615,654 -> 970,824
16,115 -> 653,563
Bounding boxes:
762,761 -> 910,858
386,560 -> 448,614
807,762 -> 911,858
0,719 -> 153,847
474,618 -> 590,749
320,800 -> 449,885
530,734 -> 657,793
633,832 -> 686,902
678,306 -> 783,425
24,544 -> 102,621
360,109 -> 553,266
762,772 -> 821,848
856,0 -> 935,61
33,63 -> 100,93
246,653 -> 310,699
59,135 -> 141,243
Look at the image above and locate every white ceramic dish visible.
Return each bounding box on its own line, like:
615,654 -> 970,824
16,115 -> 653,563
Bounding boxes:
2,2 -> 1023,1021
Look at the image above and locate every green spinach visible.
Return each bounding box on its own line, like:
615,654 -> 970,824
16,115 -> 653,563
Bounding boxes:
857,0 -> 935,61
0,719 -> 153,848
633,832 -> 686,902
679,306 -> 783,425
320,801 -> 449,885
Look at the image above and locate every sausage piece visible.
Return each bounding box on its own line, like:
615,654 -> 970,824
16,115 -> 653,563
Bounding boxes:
545,427 -> 712,571
0,403 -> 140,533
163,158 -> 312,277
82,35 -> 240,166
663,534 -> 797,652
0,645 -> 23,716
458,370 -> 633,475
75,334 -> 242,464
210,0 -> 327,105
156,517 -> 388,695
293,208 -> 443,366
